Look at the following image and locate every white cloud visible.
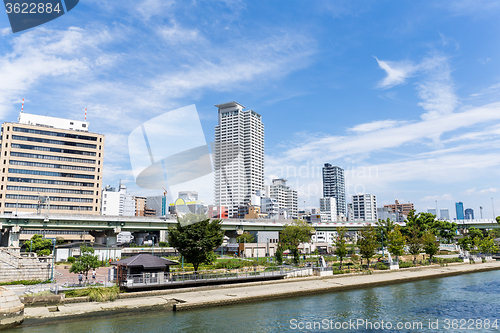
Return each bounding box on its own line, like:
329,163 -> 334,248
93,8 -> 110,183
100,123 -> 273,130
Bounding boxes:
158,21 -> 201,44
374,57 -> 416,89
470,82 -> 500,98
463,187 -> 497,195
348,120 -> 407,133
420,194 -> 453,201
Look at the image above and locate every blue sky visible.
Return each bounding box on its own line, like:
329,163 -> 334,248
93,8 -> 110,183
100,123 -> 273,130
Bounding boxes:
1,0 -> 500,219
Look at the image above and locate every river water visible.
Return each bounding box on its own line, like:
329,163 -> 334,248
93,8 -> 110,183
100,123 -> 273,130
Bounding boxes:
6,270 -> 500,332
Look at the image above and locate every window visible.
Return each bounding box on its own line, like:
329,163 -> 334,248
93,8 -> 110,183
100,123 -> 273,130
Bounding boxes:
70,122 -> 74,125
82,124 -> 87,128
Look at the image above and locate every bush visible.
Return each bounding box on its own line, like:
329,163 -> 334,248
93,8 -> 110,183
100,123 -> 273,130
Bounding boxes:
38,249 -> 51,256
374,263 -> 389,270
0,279 -> 50,286
67,256 -> 76,263
399,261 -> 414,268
158,242 -> 169,247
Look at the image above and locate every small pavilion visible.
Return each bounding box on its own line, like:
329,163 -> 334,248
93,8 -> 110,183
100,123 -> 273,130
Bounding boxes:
111,254 -> 178,288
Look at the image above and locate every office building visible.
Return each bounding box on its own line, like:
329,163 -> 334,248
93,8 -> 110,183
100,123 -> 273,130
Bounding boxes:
322,164 -> 346,218
0,112 -> 104,215
269,179 -> 298,218
319,197 -> 337,223
134,195 -> 147,216
465,208 -> 474,220
383,199 -> 414,217
427,208 -> 436,216
440,208 -> 450,220
377,207 -> 398,222
214,102 -> 264,218
101,183 -> 135,216
352,194 -> 377,221
455,202 -> 464,220
147,196 -> 167,217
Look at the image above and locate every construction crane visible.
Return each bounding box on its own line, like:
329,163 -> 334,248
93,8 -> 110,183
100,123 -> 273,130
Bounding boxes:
162,187 -> 168,197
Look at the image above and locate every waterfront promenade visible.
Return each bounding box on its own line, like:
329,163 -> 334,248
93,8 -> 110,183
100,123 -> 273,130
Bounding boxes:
22,261 -> 500,325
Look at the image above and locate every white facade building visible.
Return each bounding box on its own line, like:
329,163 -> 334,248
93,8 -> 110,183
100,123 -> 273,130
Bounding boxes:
214,102 -> 264,218
320,197 -> 337,223
269,179 -> 298,218
352,193 -> 377,221
18,112 -> 89,132
101,183 -> 135,216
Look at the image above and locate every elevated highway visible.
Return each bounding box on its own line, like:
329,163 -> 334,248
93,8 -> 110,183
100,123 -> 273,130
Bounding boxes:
0,214 -> 497,247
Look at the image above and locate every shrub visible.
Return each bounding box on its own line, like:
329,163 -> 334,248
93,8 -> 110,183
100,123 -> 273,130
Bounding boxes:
67,256 -> 76,263
88,285 -> 120,302
399,261 -> 414,268
158,242 -> 169,247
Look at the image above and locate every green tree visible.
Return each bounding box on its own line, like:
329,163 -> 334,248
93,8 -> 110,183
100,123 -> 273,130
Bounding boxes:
357,224 -> 378,269
334,227 -> 348,270
376,218 -> 396,247
422,230 -> 439,263
387,225 -> 406,262
406,225 -> 422,265
496,216 -> 500,224
69,246 -> 99,279
168,216 -> 224,272
236,232 -> 254,243
457,236 -> 472,252
23,234 -> 52,256
275,243 -> 284,265
479,236 -> 499,255
404,210 -> 436,237
279,220 -> 314,264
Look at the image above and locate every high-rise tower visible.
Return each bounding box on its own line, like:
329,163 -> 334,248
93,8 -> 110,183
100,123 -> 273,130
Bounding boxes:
0,112 -> 104,215
322,163 -> 346,218
214,102 -> 264,218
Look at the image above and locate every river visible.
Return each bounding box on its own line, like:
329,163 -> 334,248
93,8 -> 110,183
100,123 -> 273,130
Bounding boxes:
5,270 -> 500,332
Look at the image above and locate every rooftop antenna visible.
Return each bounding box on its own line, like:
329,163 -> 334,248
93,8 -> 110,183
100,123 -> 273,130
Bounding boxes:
21,98 -> 24,113
84,108 -> 87,121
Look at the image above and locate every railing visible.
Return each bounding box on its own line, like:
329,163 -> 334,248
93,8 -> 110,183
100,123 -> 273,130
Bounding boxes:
121,266 -> 287,288
50,274 -> 115,293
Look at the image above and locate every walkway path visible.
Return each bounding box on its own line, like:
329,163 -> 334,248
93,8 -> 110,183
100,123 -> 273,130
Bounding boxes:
23,261 -> 500,324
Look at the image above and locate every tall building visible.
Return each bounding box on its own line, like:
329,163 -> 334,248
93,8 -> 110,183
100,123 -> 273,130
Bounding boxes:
319,197 -> 337,223
427,208 -> 436,216
101,183 -> 135,216
465,208 -> 474,220
322,164 -> 345,218
269,179 -> 297,218
383,199 -> 414,217
352,194 -> 377,221
134,195 -> 147,216
440,208 -> 450,220
214,102 -> 264,218
455,202 -> 464,220
146,196 -> 167,217
0,112 -> 104,215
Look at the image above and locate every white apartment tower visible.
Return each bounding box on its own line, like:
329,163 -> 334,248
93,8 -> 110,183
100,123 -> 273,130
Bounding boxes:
214,102 -> 264,218
101,183 -> 135,216
269,179 -> 298,218
352,193 -> 377,221
319,197 -> 337,222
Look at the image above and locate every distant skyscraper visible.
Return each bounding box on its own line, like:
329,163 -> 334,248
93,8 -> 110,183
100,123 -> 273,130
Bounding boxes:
427,208 -> 437,216
322,164 -> 346,218
352,194 -> 377,221
465,208 -> 474,220
455,202 -> 464,220
269,179 -> 298,218
214,102 -> 264,218
440,208 -> 450,220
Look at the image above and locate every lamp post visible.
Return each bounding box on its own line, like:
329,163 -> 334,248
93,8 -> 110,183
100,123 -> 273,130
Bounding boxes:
152,236 -> 156,256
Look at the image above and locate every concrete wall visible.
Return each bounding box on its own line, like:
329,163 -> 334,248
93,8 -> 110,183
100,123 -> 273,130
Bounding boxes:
0,248 -> 51,282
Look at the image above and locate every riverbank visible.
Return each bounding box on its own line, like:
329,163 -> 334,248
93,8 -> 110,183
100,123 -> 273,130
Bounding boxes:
22,261 -> 500,325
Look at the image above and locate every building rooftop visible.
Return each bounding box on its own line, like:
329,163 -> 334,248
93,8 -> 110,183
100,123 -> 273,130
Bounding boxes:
17,112 -> 90,132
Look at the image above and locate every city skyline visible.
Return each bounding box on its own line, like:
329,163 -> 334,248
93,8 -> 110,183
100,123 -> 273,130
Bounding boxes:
0,2 -> 498,217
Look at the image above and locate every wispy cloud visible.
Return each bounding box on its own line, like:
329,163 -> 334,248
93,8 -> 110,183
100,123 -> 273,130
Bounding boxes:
463,187 -> 498,195
348,120 -> 408,133
420,194 -> 453,201
374,57 -> 416,89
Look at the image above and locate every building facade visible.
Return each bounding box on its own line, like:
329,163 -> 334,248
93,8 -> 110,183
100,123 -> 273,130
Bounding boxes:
134,195 -> 147,216
0,112 -> 104,215
383,199 -> 414,217
352,193 -> 377,221
214,102 -> 264,218
319,197 -> 337,223
101,183 -> 135,216
322,164 -> 346,218
440,208 -> 450,220
465,208 -> 474,220
455,202 -> 464,220
269,179 -> 297,218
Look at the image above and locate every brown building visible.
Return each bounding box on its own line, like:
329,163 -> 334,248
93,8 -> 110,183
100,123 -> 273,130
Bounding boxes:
383,199 -> 414,216
0,112 -> 104,215
134,195 -> 147,216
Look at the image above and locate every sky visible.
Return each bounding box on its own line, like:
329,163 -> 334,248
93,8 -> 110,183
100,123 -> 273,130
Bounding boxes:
0,0 -> 499,219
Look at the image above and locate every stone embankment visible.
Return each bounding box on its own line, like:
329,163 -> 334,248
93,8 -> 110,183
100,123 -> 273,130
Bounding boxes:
20,261 -> 500,326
